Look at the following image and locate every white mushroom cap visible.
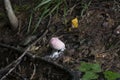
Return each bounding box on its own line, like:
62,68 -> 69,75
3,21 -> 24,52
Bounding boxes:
49,37 -> 65,51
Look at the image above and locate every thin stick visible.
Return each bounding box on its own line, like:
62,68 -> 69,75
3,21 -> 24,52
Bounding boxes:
0,30 -> 48,80
0,43 -> 23,52
30,64 -> 36,80
0,47 -> 30,80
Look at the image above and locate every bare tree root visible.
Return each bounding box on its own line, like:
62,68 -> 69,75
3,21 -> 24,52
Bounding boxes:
4,0 -> 18,30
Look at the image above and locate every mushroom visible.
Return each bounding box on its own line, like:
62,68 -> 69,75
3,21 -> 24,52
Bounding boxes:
49,37 -> 65,58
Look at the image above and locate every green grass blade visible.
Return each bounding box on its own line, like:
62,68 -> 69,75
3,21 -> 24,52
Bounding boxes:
32,9 -> 50,34
27,12 -> 33,34
45,1 -> 62,17
34,0 -> 51,11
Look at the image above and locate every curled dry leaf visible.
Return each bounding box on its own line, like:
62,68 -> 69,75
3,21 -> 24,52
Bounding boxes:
30,46 -> 39,51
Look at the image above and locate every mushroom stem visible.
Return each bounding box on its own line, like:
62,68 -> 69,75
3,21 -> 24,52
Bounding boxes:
4,0 -> 18,30
49,51 -> 63,59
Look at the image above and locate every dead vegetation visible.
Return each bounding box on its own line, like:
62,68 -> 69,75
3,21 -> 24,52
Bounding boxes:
0,0 -> 120,80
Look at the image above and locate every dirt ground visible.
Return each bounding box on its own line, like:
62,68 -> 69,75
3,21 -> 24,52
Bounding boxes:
0,0 -> 120,80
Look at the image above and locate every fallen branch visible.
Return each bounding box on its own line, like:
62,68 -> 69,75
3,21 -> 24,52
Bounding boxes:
0,47 -> 30,80
0,30 -> 48,80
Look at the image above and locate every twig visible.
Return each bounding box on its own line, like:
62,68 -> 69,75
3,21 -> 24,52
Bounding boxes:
33,56 -> 76,80
0,30 -> 48,80
0,42 -> 34,58
4,0 -> 18,30
30,64 -> 36,80
0,43 -> 23,52
46,15 -> 52,28
11,71 -> 25,80
0,47 -> 30,80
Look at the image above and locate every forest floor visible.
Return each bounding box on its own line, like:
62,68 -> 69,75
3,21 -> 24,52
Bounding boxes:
0,0 -> 120,80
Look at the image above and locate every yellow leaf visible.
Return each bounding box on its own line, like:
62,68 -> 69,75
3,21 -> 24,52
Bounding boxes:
72,18 -> 78,28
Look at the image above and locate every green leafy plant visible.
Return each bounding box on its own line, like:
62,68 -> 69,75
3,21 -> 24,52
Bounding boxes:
104,71 -> 120,80
78,62 -> 101,80
78,62 -> 120,80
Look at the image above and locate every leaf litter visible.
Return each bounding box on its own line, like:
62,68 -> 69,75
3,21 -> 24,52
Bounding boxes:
0,0 -> 120,80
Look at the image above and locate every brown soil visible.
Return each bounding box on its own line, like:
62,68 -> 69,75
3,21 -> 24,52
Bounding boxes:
0,0 -> 120,80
